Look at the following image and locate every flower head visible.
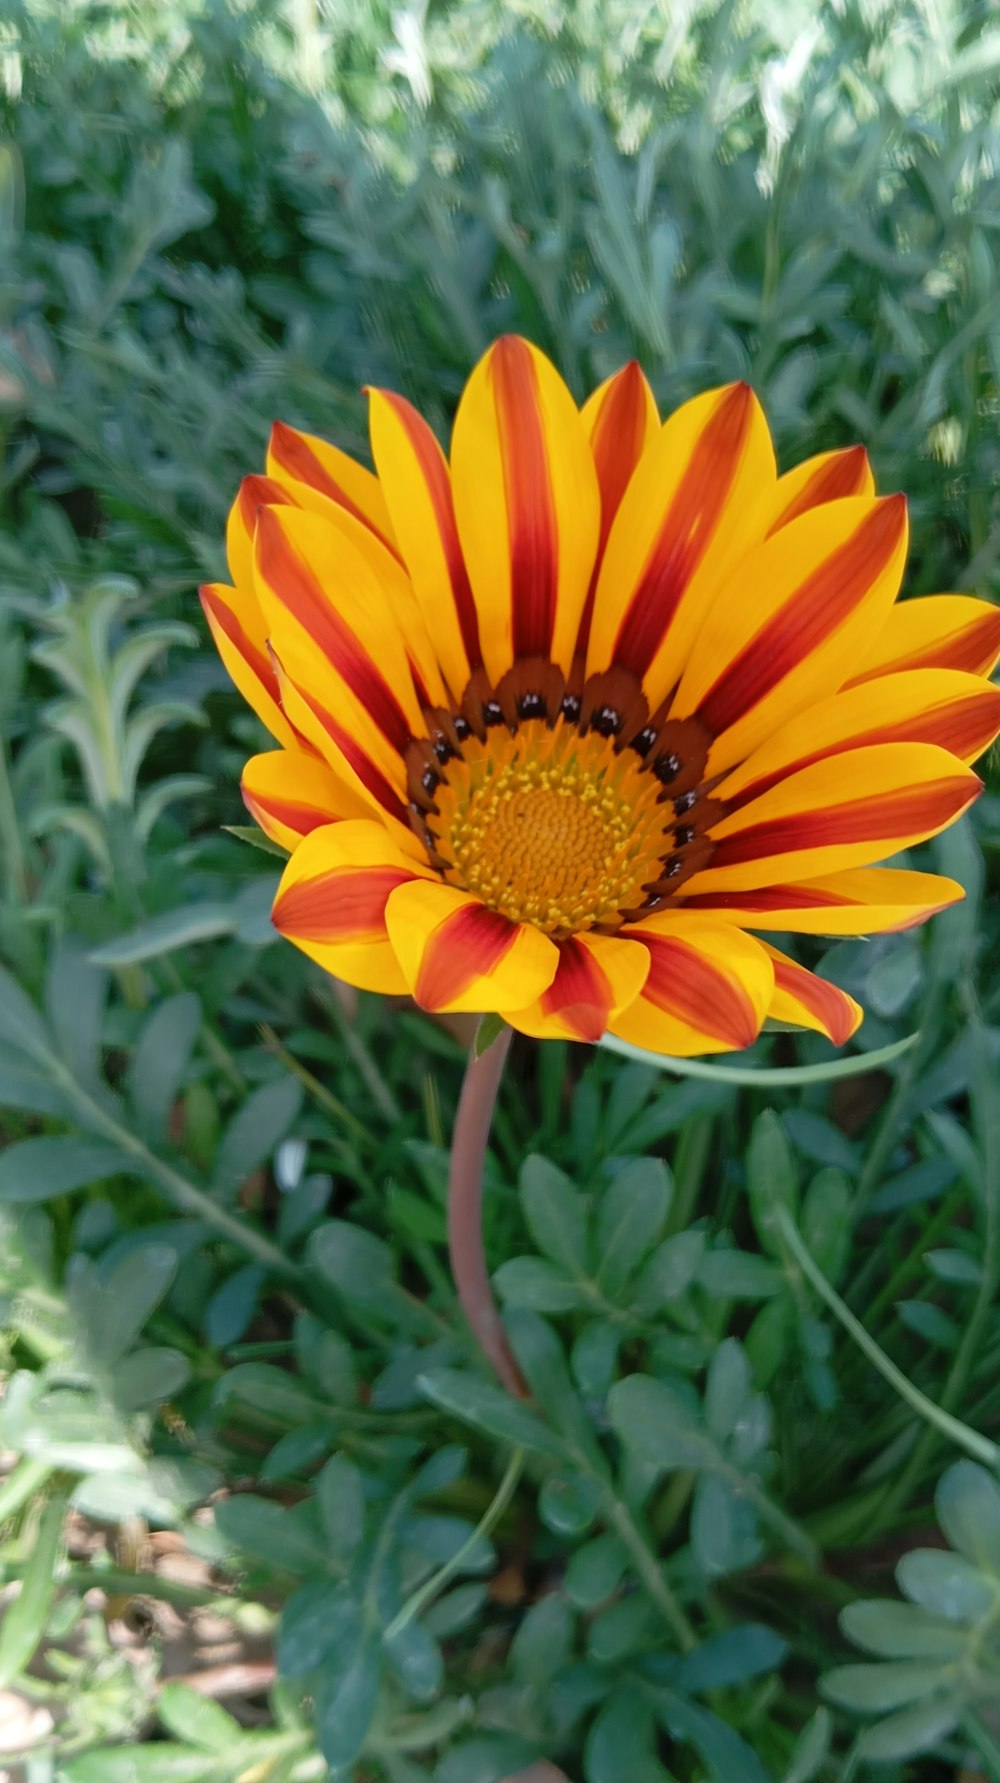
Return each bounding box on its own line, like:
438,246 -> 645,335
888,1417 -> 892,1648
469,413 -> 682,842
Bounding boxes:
201,339 -> 1000,1054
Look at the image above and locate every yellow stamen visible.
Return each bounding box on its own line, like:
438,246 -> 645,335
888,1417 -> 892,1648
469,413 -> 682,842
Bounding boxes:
433,721 -> 671,934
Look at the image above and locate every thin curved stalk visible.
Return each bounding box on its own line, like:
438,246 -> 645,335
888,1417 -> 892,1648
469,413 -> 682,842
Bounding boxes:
448,1025 -> 527,1398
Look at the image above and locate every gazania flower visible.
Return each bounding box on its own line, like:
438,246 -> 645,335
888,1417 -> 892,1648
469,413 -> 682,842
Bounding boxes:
201,338 -> 1000,1055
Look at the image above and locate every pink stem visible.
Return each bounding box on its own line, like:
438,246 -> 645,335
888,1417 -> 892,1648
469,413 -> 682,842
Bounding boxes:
447,1024 -> 527,1399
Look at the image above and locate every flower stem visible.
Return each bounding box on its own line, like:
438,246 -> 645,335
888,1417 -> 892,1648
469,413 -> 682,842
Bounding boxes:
448,1023 -> 527,1398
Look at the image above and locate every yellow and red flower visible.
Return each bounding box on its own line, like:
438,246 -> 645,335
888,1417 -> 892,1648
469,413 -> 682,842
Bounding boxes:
201,339 -> 1000,1054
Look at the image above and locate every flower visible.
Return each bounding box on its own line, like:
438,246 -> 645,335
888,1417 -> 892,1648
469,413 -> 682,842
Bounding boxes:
201,338 -> 1000,1054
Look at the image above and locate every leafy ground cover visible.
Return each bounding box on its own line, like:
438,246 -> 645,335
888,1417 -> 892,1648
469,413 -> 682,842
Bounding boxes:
2,0 -> 1000,1777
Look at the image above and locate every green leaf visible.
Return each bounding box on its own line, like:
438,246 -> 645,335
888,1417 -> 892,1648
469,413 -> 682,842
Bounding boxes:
781,1708 -> 832,1783
495,1256 -> 588,1312
690,1473 -> 761,1577
0,962 -> 52,1063
260,1425 -> 331,1483
309,1219 -> 396,1306
65,1751 -> 218,1782
652,1687 -> 773,1783
214,1077 -> 302,1192
418,1367 -> 564,1457
897,1548 -> 995,1621
81,1244 -> 177,1366
747,1110 -> 798,1258
607,1375 -> 709,1471
696,1248 -> 783,1300
383,1618 -> 443,1701
596,1158 -> 671,1297
222,824 -> 290,859
114,1347 -> 191,1412
0,1137 -> 129,1203
802,1169 -> 852,1283
157,1684 -> 241,1751
585,1687 -> 663,1783
935,1460 -> 1000,1572
840,1599 -> 968,1660
677,1624 -> 787,1693
564,1535 -> 628,1608
205,1264 -> 266,1348
704,1339 -> 752,1442
633,1229 -> 705,1312
90,903 -> 235,966
316,1454 -> 366,1565
475,1012 -> 506,1055
45,940 -> 106,1088
520,1154 -> 588,1274
539,1471 -> 601,1537
278,1578 -> 359,1677
0,1492 -> 67,1688
128,992 -> 201,1141
213,1494 -> 328,1575
509,1593 -> 573,1690
856,1699 -> 959,1760
314,1631 -> 381,1769
822,1661 -> 950,1713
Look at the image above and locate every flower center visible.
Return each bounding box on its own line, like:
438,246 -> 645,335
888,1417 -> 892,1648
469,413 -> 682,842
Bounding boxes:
406,662 -> 721,936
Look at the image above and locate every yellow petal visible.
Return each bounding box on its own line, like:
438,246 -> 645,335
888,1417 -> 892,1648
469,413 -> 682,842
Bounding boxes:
267,420 -> 396,552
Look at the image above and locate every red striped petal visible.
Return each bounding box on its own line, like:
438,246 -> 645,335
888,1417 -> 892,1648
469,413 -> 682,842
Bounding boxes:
273,864 -> 412,944
369,389 -> 481,686
630,931 -> 762,1049
767,445 -> 873,535
279,677 -> 409,825
268,420 -> 397,553
610,382 -> 758,679
488,337 -> 561,661
696,496 -> 907,738
711,774 -> 978,871
848,595 -> 1000,682
537,937 -> 616,1043
413,904 -> 518,1010
766,947 -> 862,1045
576,361 -> 659,661
256,506 -> 413,756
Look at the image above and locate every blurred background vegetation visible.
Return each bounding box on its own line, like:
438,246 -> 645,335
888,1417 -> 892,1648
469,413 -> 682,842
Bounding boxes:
3,0 -> 1000,1778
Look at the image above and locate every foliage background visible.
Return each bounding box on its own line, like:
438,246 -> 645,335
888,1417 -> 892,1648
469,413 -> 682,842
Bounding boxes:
2,0 -> 1000,1778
